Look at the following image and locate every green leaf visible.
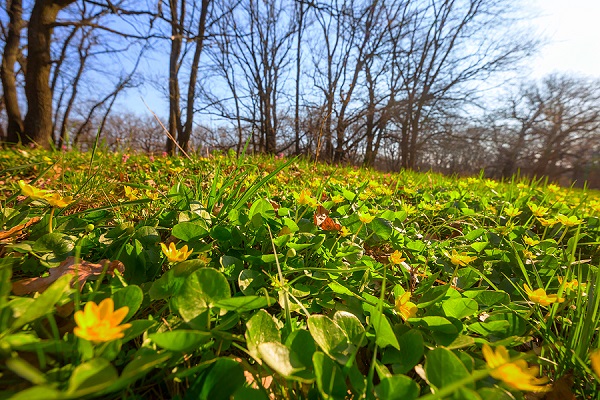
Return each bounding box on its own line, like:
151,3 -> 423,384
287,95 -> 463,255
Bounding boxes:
333,311 -> 365,345
11,274 -> 71,330
185,358 -> 245,400
32,232 -> 74,261
409,316 -> 458,334
375,375 -> 420,400
211,226 -> 232,241
370,218 -> 393,240
382,329 -> 424,374
366,306 -> 400,350
258,342 -> 310,381
246,310 -> 281,360
6,357 -> 47,385
442,298 -> 478,319
172,221 -> 209,241
149,259 -> 206,300
425,348 -> 473,390
174,268 -> 230,322
308,315 -> 348,358
67,358 -> 119,396
122,320 -> 156,342
418,285 -> 450,308
220,255 -> 243,280
285,329 -> 316,368
6,386 -> 61,400
238,269 -> 267,295
249,199 -> 276,220
113,285 -> 143,321
150,330 -> 212,352
313,351 -> 347,399
214,296 -> 273,313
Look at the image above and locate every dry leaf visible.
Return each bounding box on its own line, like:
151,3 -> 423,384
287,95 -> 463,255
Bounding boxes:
0,217 -> 41,243
12,256 -> 125,295
313,205 -> 341,231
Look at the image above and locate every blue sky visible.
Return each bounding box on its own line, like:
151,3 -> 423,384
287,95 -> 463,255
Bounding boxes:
118,0 -> 600,118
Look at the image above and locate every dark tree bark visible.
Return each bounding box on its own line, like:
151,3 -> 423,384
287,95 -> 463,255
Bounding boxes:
1,0 -> 24,143
23,0 -> 77,149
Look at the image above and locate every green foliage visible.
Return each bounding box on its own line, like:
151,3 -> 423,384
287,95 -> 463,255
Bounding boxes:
2,149 -> 600,398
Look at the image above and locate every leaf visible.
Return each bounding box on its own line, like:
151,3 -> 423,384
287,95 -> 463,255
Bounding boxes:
382,329 -> 424,374
67,358 -> 118,396
0,217 -> 40,243
12,256 -> 124,295
313,351 -> 347,399
442,298 -> 479,319
149,259 -> 206,300
150,330 -> 212,352
174,268 -> 230,322
172,221 -> 209,241
333,311 -> 365,345
185,358 -> 245,400
32,232 -> 74,259
214,296 -> 274,313
425,347 -> 473,390
249,199 -> 276,220
375,375 -> 420,400
366,306 -> 400,350
246,310 -> 281,360
258,342 -> 310,381
11,274 -> 72,330
308,315 -> 349,358
409,316 -> 458,334
113,285 -> 143,321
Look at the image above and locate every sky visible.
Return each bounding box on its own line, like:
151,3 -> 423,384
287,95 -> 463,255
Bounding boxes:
527,0 -> 600,79
123,0 -> 600,117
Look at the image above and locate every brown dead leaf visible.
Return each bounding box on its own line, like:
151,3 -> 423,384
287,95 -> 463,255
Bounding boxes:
12,256 -> 125,295
0,217 -> 41,243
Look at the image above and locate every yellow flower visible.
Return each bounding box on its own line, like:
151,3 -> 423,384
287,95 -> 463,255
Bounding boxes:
547,184 -> 560,193
591,349 -> 600,377
18,180 -> 48,200
44,193 -> 74,208
358,212 -> 375,224
395,292 -> 417,321
528,204 -> 548,218
482,344 -> 551,392
449,249 -> 477,266
557,277 -> 585,292
145,189 -> 159,201
297,189 -> 317,208
161,242 -> 193,262
339,226 -> 351,237
124,186 -> 139,201
504,206 -> 522,218
537,217 -> 558,227
332,194 -> 345,204
523,236 -> 540,246
74,298 -> 131,343
389,250 -> 406,265
523,284 -> 564,306
556,214 -> 582,227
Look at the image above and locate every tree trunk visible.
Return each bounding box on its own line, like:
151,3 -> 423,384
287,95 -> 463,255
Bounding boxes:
1,0 -> 24,143
24,0 -> 76,149
179,0 -> 210,153
167,0 -> 184,154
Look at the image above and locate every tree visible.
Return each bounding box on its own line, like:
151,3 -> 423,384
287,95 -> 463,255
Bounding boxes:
490,75 -> 600,179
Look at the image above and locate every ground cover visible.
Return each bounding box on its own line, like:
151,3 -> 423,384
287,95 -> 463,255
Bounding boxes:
1,148 -> 600,399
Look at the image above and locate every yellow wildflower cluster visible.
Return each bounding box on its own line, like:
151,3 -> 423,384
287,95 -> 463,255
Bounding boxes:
389,250 -> 406,265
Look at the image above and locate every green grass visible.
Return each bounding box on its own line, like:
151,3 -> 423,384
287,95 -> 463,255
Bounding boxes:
1,148 -> 600,399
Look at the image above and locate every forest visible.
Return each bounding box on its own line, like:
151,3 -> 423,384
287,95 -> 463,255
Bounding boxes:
2,0 -> 600,185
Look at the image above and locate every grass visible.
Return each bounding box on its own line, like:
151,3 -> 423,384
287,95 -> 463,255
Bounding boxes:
1,147 -> 600,399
